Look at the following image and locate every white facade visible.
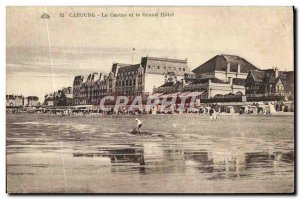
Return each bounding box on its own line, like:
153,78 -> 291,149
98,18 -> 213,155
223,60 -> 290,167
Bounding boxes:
207,81 -> 245,98
214,71 -> 248,82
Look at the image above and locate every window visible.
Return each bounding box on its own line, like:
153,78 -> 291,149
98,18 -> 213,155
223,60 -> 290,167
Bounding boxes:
158,66 -> 160,69
148,65 -> 151,69
179,68 -> 181,71
183,68 -> 185,71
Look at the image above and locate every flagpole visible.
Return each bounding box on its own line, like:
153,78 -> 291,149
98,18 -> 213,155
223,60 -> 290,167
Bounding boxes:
132,48 -> 135,64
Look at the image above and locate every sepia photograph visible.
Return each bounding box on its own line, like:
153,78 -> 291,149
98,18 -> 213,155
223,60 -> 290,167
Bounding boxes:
6,6 -> 294,193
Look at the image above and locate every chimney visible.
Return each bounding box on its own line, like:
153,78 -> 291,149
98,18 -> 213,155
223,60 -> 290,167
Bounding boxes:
237,64 -> 241,74
228,77 -> 233,85
227,63 -> 231,73
275,67 -> 279,78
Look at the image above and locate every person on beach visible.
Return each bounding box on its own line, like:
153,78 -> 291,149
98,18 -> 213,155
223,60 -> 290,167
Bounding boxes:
136,118 -> 143,130
212,109 -> 218,121
209,108 -> 214,121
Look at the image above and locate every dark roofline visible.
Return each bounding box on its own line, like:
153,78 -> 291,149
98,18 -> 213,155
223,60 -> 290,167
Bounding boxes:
192,55 -> 218,73
190,77 -> 227,85
117,64 -> 141,70
27,96 -> 39,100
142,56 -> 187,63
221,54 -> 240,58
113,63 -> 133,67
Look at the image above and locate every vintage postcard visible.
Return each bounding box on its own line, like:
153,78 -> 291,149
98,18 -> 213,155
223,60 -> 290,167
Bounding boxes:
6,6 -> 294,193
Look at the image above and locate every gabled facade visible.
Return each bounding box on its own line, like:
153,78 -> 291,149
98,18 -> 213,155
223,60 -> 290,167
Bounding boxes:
25,96 -> 39,107
245,68 -> 278,95
245,68 -> 292,98
6,95 -> 24,107
73,76 -> 84,105
115,64 -> 144,96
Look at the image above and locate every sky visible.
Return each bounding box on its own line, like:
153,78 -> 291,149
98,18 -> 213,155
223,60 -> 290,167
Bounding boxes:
6,6 -> 294,101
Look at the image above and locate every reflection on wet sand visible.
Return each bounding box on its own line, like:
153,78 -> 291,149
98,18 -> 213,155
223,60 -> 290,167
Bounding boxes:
6,114 -> 294,193
72,143 -> 294,182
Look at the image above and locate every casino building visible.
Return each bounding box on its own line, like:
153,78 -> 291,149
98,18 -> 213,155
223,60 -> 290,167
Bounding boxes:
153,54 -> 259,99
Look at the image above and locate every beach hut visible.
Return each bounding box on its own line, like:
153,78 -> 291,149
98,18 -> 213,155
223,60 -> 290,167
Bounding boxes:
226,106 -> 235,114
265,104 -> 277,114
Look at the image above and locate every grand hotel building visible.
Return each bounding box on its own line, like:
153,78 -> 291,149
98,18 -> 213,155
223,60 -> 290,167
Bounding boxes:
73,56 -> 191,105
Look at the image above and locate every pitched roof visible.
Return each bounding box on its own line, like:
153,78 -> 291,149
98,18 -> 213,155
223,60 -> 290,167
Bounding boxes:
250,70 -> 266,82
117,64 -> 141,74
190,77 -> 226,85
158,81 -> 176,88
281,71 -> 294,85
192,54 -> 259,74
27,96 -> 39,101
141,56 -> 187,64
6,95 -> 23,100
249,69 -> 294,87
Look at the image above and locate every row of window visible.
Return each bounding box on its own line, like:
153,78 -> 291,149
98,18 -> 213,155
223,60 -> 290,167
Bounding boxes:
147,65 -> 186,71
117,72 -> 143,78
116,79 -> 143,87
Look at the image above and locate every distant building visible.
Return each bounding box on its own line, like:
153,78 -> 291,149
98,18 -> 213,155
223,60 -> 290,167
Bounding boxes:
72,56 -> 192,105
6,95 -> 24,107
44,87 -> 73,106
62,87 -> 73,106
115,64 -> 143,97
6,95 -> 39,107
25,96 -> 39,107
141,56 -> 190,94
72,72 -> 116,105
192,54 -> 259,82
73,76 -> 85,105
245,68 -> 294,100
114,56 -> 190,97
281,71 -> 294,100
44,92 -> 55,106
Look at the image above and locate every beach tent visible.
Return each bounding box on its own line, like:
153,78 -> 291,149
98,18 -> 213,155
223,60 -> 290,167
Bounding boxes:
265,104 -> 277,114
226,106 -> 235,113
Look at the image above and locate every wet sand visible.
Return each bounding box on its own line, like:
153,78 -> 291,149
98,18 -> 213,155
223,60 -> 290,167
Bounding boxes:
6,113 -> 294,193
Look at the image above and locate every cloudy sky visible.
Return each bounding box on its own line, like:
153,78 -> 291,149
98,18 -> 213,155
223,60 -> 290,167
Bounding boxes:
7,7 -> 293,100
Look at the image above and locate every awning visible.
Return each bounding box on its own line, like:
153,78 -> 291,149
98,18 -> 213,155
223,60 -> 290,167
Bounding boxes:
185,91 -> 204,97
167,92 -> 182,98
151,93 -> 163,97
159,94 -> 171,98
178,92 -> 190,97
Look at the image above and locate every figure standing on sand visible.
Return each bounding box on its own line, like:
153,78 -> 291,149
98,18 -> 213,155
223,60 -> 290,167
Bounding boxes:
209,107 -> 218,121
131,118 -> 143,135
136,118 -> 143,130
